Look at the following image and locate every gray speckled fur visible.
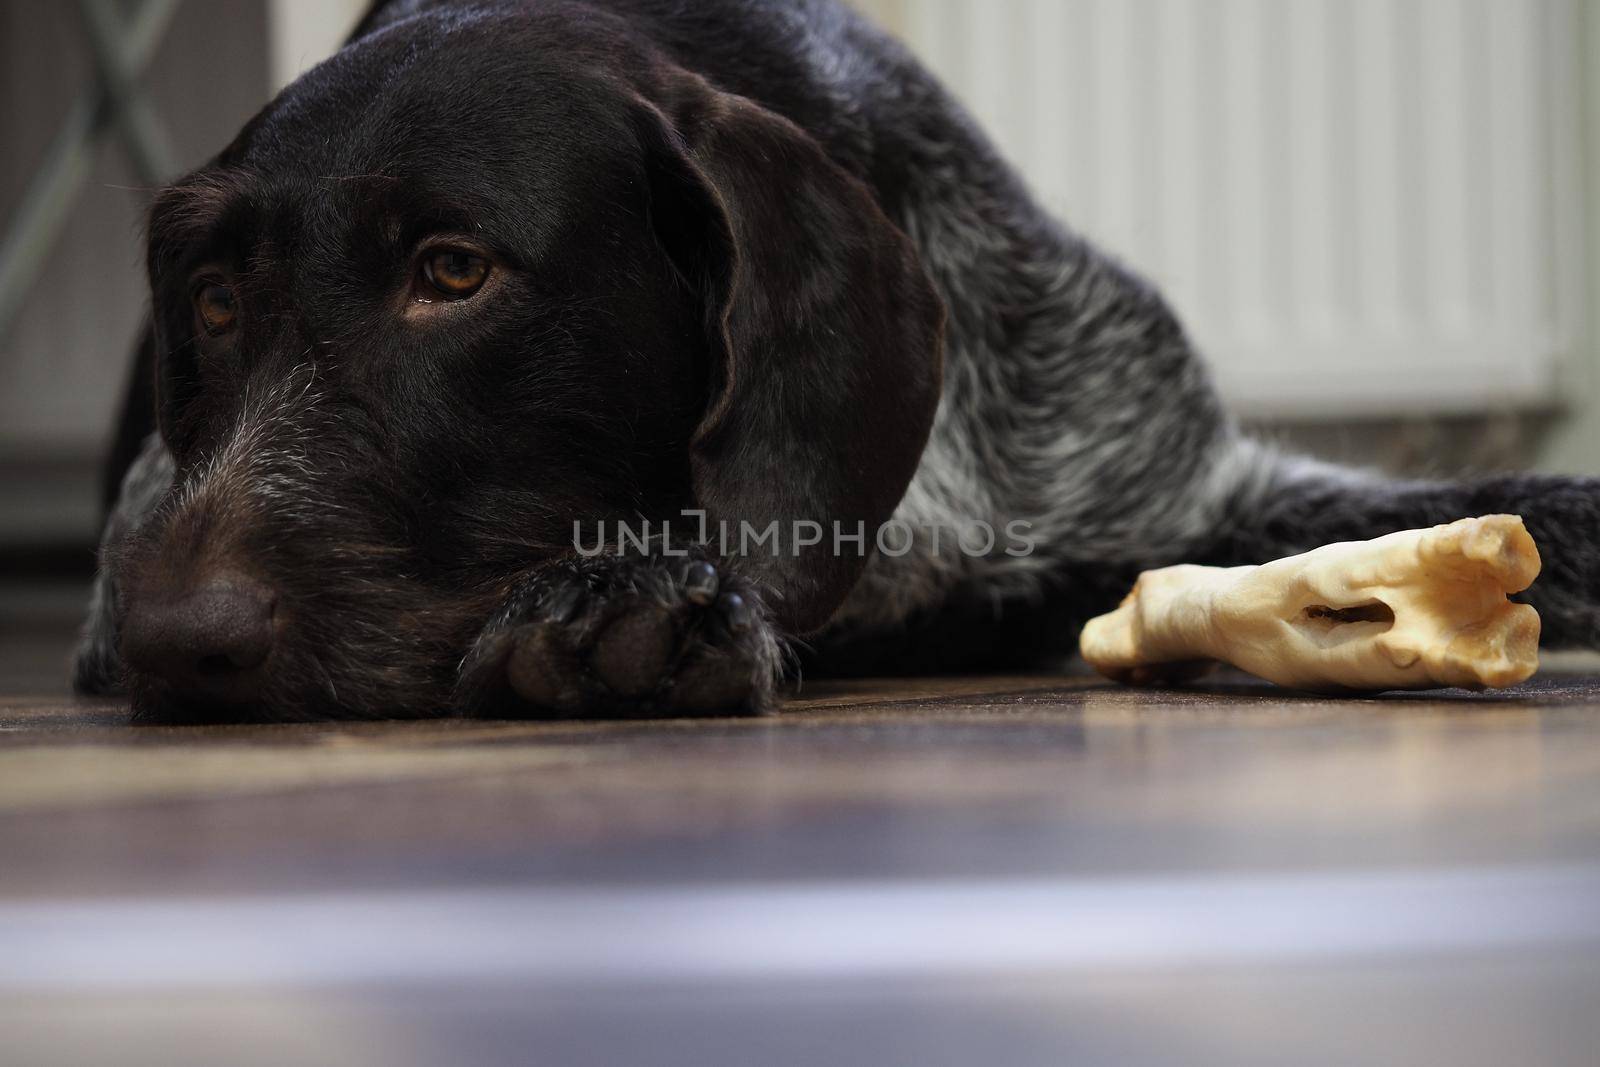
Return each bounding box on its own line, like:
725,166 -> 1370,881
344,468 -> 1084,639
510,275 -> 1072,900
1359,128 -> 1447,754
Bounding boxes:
818,11 -> 1275,633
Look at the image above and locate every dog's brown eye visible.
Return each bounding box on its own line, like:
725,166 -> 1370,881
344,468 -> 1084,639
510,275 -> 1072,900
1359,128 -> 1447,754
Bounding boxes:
195,282 -> 237,333
422,249 -> 489,298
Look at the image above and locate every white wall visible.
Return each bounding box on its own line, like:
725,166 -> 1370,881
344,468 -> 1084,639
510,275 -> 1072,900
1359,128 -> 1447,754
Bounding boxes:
881,0 -> 1588,422
1537,0 -> 1600,474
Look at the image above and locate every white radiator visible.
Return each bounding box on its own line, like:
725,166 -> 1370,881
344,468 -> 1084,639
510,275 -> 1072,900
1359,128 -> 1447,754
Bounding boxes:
892,0 -> 1587,418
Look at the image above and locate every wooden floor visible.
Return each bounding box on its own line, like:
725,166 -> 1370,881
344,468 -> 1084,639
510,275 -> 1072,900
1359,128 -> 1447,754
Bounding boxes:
4,605 -> 1600,1065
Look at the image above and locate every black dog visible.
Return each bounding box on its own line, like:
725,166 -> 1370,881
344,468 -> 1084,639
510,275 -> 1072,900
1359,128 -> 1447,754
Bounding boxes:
76,0 -> 1600,720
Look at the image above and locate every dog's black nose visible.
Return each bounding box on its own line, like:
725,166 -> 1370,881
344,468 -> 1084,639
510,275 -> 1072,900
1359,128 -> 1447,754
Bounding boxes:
121,577 -> 277,700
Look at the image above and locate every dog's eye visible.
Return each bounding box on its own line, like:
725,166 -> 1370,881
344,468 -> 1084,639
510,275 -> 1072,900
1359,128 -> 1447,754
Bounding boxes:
421,249 -> 490,298
194,282 -> 237,334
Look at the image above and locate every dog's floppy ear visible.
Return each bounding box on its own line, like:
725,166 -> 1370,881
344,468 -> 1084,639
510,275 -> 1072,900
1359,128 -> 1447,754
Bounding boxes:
638,71 -> 944,634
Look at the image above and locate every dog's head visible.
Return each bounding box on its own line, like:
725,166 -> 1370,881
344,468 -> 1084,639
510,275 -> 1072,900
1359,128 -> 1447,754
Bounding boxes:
97,6 -> 942,719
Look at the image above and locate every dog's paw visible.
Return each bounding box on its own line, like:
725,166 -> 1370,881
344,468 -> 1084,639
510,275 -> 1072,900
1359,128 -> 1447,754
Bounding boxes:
460,554 -> 784,717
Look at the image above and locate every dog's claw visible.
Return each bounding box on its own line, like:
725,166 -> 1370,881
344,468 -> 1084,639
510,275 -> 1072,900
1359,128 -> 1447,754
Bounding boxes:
719,591 -> 751,633
683,560 -> 719,605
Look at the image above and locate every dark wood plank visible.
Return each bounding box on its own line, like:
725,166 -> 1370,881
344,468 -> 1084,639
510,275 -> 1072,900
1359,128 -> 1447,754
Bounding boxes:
3,672 -> 1598,899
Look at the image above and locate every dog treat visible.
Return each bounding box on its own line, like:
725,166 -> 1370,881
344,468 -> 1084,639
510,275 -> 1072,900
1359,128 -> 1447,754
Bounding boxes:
1080,515 -> 1542,692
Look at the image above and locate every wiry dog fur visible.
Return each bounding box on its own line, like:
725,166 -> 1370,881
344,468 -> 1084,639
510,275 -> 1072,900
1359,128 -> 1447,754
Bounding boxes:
78,0 -> 1600,720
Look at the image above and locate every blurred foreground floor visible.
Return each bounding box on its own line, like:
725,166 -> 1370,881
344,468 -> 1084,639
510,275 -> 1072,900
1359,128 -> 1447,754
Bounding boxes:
2,617 -> 1600,1065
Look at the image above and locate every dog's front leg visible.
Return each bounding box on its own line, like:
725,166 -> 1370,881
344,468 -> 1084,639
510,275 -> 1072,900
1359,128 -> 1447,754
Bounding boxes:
458,550 -> 785,717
